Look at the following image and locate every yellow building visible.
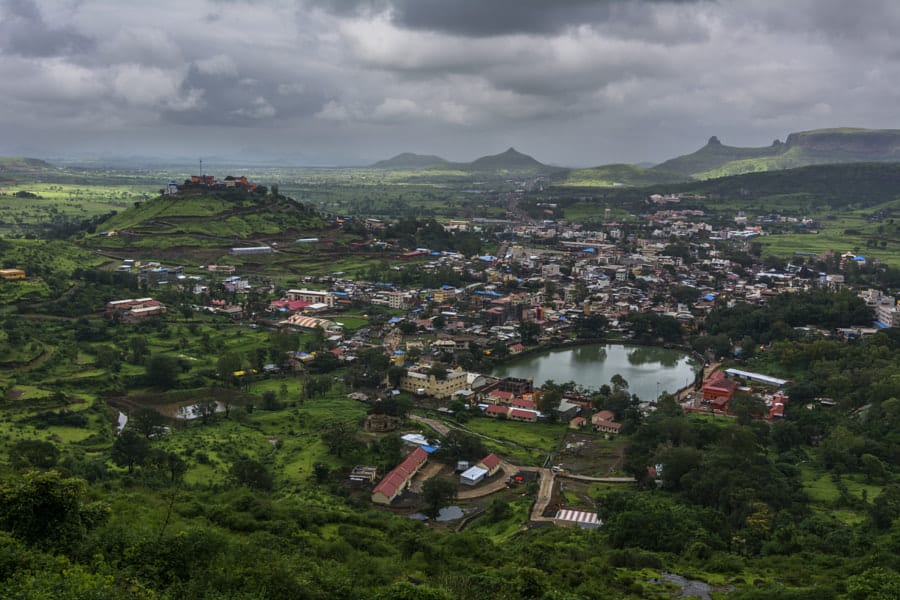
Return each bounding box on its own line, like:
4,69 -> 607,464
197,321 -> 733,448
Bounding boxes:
398,367 -> 468,400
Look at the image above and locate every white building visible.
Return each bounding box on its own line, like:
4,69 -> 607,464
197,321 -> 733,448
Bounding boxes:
286,289 -> 335,307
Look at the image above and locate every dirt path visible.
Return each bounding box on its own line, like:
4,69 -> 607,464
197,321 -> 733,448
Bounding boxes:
408,462 -> 444,493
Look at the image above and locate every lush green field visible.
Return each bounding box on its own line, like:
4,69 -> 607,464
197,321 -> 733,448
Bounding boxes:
460,416 -> 567,465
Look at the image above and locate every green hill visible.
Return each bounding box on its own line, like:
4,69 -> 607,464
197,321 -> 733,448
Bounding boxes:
560,163 -> 690,187
654,128 -> 900,179
465,147 -> 550,172
0,157 -> 56,172
650,161 -> 900,208
95,188 -> 327,251
370,153 -> 450,170
652,136 -> 788,177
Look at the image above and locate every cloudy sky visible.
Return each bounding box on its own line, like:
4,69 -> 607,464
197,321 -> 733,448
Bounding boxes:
2,0 -> 899,166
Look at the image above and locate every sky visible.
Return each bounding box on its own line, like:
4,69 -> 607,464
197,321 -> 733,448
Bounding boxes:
2,0 -> 900,167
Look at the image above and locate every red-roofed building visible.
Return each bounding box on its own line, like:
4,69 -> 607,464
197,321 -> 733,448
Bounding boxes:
594,410 -> 615,422
476,453 -> 502,476
509,408 -> 538,422
569,416 -> 587,430
702,372 -> 739,405
487,390 -> 514,405
768,391 -> 788,420
511,397 -> 536,410
371,447 -> 428,505
485,405 -> 509,419
593,418 -> 622,434
269,299 -> 311,313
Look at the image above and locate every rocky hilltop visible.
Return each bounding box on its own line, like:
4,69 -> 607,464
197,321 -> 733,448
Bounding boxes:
653,127 -> 900,179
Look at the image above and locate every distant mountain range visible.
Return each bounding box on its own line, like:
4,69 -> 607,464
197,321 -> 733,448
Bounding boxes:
371,147 -> 559,173
373,128 -> 900,186
7,127 -> 900,187
651,128 -> 900,179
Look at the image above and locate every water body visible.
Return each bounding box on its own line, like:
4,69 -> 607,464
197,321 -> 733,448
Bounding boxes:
492,343 -> 700,402
116,411 -> 128,434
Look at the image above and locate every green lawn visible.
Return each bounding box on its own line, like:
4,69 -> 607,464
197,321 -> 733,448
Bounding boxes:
799,463 -> 882,524
461,417 -> 567,466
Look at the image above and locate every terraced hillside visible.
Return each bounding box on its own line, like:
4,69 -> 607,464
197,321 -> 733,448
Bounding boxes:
89,188 -> 330,263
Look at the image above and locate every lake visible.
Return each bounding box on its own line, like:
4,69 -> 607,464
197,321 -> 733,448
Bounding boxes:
492,343 -> 701,402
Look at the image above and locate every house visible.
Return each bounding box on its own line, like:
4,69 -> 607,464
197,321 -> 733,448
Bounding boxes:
105,298 -> 166,321
594,410 -> 616,422
702,371 -> 739,405
460,453 -> 503,486
508,408 -> 538,422
484,405 -> 510,419
476,453 -> 502,476
459,465 -> 488,486
349,465 -> 378,483
592,418 -> 622,435
371,447 -> 428,505
569,416 -> 587,430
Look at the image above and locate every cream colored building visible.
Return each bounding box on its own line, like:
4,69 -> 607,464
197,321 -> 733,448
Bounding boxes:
399,367 -> 468,400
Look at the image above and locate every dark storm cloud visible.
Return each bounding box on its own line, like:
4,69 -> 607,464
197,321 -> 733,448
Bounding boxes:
311,0 -> 706,37
3,0 -> 900,166
0,0 -> 94,57
162,62 -> 327,126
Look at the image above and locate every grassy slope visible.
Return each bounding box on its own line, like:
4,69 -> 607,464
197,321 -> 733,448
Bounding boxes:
95,192 -> 326,248
653,140 -> 785,177
560,163 -> 690,187
659,129 -> 900,179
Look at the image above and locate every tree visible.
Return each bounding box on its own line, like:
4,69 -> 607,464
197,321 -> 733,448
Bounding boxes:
94,344 -> 121,373
575,313 -> 607,339
262,389 -> 281,409
111,430 -> 150,474
128,335 -> 149,364
861,453 -> 888,483
0,470 -> 109,550
147,449 -> 187,484
229,458 -> 274,491
610,374 -> 629,391
321,421 -> 365,460
145,353 -> 180,389
9,440 -> 60,470
820,425 -> 865,472
518,320 -> 541,345
728,391 -> 766,426
539,387 -> 562,419
670,285 -> 700,304
217,352 -> 243,383
428,363 -> 448,381
387,365 -> 406,389
132,407 -> 165,438
422,477 -> 457,519
437,430 -> 486,462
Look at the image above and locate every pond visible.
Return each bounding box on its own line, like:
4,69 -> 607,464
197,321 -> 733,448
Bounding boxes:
492,343 -> 701,402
